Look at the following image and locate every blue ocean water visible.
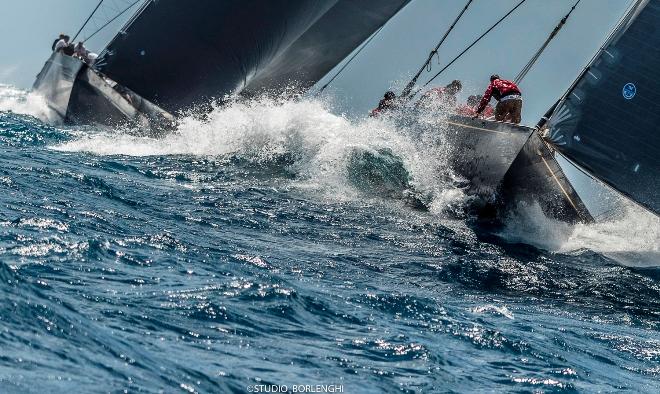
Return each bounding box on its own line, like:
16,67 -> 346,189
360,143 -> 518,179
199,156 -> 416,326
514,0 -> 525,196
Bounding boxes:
0,87 -> 659,393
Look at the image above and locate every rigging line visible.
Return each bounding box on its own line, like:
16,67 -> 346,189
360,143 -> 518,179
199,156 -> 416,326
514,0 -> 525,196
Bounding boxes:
96,0 -> 152,62
82,0 -> 143,44
545,0 -> 639,121
316,25 -> 385,95
514,0 -> 581,84
411,0 -> 527,99
72,0 -> 105,42
316,0 -> 412,95
400,0 -> 473,99
555,148 -> 658,219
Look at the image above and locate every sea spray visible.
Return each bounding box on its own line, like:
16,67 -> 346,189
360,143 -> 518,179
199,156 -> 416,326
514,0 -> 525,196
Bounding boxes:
1,84 -> 652,266
0,84 -> 57,123
54,96 -> 468,212
500,200 -> 660,267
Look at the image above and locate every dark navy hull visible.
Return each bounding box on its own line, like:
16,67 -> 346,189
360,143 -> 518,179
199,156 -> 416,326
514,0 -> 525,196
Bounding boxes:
440,116 -> 591,223
500,132 -> 593,224
32,53 -> 175,132
443,116 -> 533,198
32,53 -> 84,120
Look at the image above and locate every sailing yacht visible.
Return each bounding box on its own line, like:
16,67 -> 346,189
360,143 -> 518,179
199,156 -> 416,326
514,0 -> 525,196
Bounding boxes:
30,0 -> 658,225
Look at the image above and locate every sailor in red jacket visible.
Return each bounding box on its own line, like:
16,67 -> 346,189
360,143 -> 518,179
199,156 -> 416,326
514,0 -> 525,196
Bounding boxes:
474,75 -> 523,124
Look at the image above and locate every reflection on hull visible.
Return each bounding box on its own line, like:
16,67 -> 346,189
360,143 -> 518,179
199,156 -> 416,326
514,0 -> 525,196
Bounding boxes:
444,115 -> 532,198
442,116 -> 592,223
501,132 -> 593,224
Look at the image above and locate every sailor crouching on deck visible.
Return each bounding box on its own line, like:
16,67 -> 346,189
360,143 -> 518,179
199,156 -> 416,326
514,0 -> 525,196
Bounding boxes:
457,95 -> 494,118
415,80 -> 463,110
74,42 -> 98,65
370,91 -> 398,117
53,34 -> 70,52
474,74 -> 522,124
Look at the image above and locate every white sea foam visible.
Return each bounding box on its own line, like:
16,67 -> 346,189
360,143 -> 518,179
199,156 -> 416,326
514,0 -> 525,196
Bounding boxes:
562,203 -> 660,266
52,95 -> 658,265
0,84 -> 57,122
54,96 -> 466,210
501,201 -> 660,267
471,304 -> 515,319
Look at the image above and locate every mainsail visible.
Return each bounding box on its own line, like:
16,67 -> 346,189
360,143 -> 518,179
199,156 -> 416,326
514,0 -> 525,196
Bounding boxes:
546,0 -> 659,215
95,0 -> 410,113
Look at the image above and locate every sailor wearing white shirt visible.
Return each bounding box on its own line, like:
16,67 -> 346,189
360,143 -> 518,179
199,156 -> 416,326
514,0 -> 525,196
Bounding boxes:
54,35 -> 70,52
51,34 -> 65,51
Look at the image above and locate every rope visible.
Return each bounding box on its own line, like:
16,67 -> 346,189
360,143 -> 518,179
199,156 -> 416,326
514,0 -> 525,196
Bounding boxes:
72,0 -> 105,42
411,0 -> 527,99
400,0 -> 473,99
317,0 -> 411,95
514,0 -> 581,84
82,0 -> 143,43
316,25 -> 385,95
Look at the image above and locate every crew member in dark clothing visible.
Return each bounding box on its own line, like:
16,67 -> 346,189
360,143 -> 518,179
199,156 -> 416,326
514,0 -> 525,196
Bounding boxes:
53,34 -> 70,52
54,35 -> 75,56
370,91 -> 397,117
62,42 -> 76,56
474,74 -> 523,124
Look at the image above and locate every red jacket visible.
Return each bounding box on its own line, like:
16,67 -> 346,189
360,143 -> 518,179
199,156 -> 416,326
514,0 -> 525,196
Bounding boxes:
476,79 -> 521,114
457,104 -> 493,118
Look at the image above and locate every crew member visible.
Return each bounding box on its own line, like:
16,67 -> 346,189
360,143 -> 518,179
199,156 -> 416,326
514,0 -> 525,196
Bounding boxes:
457,95 -> 493,118
53,35 -> 70,53
62,41 -> 75,56
52,34 -> 65,51
74,42 -> 91,63
474,75 -> 522,124
416,80 -> 462,109
370,91 -> 397,117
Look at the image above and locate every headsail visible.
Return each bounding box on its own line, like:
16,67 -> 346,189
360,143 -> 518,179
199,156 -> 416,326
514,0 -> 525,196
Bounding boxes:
95,0 -> 410,113
546,0 -> 659,215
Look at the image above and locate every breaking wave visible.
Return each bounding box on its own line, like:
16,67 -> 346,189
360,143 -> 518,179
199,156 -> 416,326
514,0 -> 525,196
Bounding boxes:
33,91 -> 660,266
55,96 -> 467,212
500,201 -> 660,267
0,84 -> 57,122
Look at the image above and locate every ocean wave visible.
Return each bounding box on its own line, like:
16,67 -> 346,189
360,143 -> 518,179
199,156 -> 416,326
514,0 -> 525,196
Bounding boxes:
0,84 -> 58,123
54,96 -> 467,213
500,201 -> 660,267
